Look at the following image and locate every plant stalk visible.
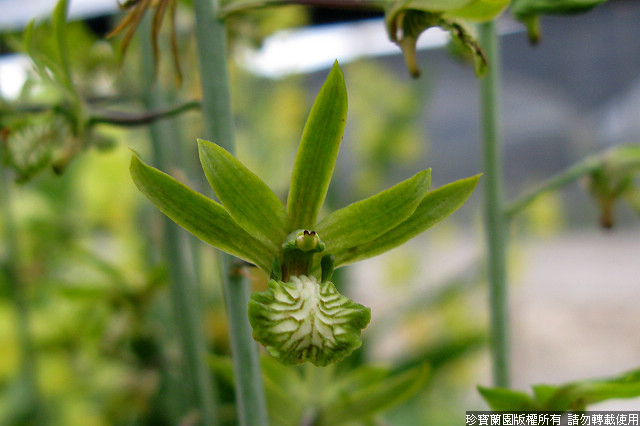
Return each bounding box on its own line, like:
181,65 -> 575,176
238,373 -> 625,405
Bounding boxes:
88,100 -> 201,127
139,17 -> 218,425
478,20 -> 510,388
192,0 -> 268,424
223,259 -> 270,426
504,155 -> 601,219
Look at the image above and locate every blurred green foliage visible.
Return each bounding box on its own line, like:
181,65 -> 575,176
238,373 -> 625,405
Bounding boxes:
479,367 -> 640,411
2,0 -> 635,423
0,5 -> 486,424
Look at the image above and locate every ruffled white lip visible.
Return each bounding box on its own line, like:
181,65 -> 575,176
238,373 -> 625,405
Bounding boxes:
248,275 -> 371,366
268,276 -> 349,351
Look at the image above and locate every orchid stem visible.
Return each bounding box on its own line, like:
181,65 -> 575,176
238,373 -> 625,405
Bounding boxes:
504,155 -> 601,219
478,20 -> 510,388
192,0 -> 268,424
140,16 -> 218,424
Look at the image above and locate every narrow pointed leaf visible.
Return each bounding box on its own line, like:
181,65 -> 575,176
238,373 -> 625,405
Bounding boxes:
130,154 -> 274,270
542,367 -> 640,410
316,364 -> 429,426
477,386 -> 538,410
198,139 -> 289,249
53,0 -> 73,90
260,355 -> 305,393
316,170 -> 431,256
531,384 -> 557,407
287,61 -> 348,229
335,174 -> 479,266
330,366 -> 391,394
479,367 -> 640,411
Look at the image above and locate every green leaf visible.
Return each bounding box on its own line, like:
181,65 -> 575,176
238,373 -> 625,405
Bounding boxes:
260,357 -> 307,426
316,364 -> 429,426
23,20 -> 55,87
198,139 -> 289,250
446,0 -> 510,21
394,332 -> 487,373
335,174 -> 480,267
260,355 -> 305,393
53,0 -> 73,90
541,367 -> 640,410
329,365 -> 391,395
287,61 -> 348,229
531,384 -> 558,407
388,0 -> 475,14
478,367 -> 640,412
511,0 -> 607,17
477,386 -> 538,410
316,170 -> 431,257
130,154 -> 274,271
23,19 -> 37,63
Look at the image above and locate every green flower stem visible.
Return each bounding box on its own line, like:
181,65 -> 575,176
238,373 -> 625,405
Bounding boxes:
193,0 -> 234,151
0,163 -> 44,423
192,0 -> 268,424
478,20 -> 510,388
223,259 -> 270,426
504,155 -> 601,219
139,17 -> 217,424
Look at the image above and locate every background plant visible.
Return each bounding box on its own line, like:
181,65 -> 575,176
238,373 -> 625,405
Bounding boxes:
0,0 -> 639,424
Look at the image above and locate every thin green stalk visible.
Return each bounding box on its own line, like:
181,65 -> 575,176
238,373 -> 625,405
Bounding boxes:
505,155 -> 601,219
192,0 -> 233,151
478,20 -> 510,388
223,259 -> 270,426
139,18 -> 218,425
192,0 -> 268,424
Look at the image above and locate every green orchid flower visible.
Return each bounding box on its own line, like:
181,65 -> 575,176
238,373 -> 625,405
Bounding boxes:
384,0 -> 510,78
130,61 -> 479,366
